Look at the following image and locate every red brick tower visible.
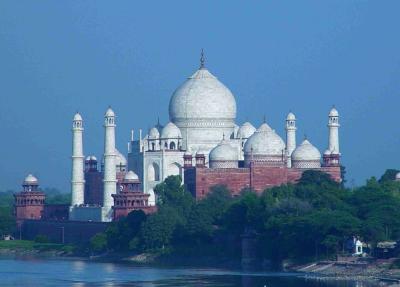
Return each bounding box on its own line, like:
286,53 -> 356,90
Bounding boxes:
84,156 -> 104,205
14,174 -> 46,224
112,171 -> 156,221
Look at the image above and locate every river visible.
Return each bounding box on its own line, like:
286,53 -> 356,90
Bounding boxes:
0,257 -> 380,286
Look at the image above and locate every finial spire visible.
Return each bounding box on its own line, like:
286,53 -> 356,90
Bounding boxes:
263,115 -> 266,123
200,48 -> 205,69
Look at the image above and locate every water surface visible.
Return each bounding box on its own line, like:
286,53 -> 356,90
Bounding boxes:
0,257 -> 379,287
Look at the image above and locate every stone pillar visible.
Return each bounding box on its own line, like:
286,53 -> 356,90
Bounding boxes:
328,107 -> 340,154
285,112 -> 296,168
71,113 -> 85,207
102,107 -> 117,222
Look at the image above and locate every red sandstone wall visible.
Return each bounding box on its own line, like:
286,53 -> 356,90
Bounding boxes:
84,171 -> 103,205
194,168 -> 250,199
250,166 -> 288,192
186,165 -> 342,199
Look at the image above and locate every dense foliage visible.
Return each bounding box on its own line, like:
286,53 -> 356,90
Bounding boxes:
90,170 -> 400,265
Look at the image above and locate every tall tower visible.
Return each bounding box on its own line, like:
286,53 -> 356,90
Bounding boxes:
285,112 -> 296,167
328,106 -> 340,154
102,107 -> 117,222
71,112 -> 85,207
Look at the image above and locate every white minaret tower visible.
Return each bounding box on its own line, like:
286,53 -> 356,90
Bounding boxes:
328,106 -> 340,154
285,112 -> 297,168
70,112 -> 85,207
102,107 -> 117,222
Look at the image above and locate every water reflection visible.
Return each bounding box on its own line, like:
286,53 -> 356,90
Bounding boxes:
0,258 -> 381,287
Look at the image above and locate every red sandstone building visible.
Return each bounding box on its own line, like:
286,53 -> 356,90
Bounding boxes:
14,174 -> 46,223
14,175 -> 69,224
112,171 -> 157,220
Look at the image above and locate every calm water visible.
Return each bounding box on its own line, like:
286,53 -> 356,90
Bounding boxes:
0,257 -> 379,287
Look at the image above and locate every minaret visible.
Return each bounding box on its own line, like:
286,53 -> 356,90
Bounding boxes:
285,112 -> 296,167
102,107 -> 117,221
71,112 -> 85,207
328,106 -> 340,154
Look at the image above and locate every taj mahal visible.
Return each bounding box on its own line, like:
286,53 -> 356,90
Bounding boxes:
14,52 -> 342,223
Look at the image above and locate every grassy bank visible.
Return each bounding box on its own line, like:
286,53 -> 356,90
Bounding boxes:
0,240 -> 75,254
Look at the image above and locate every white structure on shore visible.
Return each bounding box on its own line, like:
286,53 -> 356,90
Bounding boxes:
69,113 -> 85,220
102,107 -> 117,222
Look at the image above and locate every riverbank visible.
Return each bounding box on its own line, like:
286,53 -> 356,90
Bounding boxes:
0,240 -> 75,258
292,258 -> 400,286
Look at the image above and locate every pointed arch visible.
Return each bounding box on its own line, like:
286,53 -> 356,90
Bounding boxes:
148,162 -> 160,182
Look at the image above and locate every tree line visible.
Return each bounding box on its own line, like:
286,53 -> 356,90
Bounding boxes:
90,169 -> 400,266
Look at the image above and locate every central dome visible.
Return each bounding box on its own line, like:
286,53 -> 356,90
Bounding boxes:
169,68 -> 236,122
168,64 -> 237,152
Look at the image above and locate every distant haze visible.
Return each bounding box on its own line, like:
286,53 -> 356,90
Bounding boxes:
0,1 -> 399,191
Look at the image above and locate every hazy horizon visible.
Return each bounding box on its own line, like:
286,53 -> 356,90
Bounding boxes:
1,1 -> 399,192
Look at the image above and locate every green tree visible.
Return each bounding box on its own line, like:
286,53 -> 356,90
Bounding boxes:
155,175 -> 194,219
379,169 -> 400,183
0,206 -> 16,236
140,206 -> 181,250
90,233 -> 107,253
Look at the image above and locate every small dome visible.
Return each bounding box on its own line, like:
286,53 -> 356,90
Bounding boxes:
329,107 -> 339,117
286,112 -> 296,121
161,122 -> 182,139
395,172 -> 400,180
85,156 -> 91,161
74,113 -> 82,121
124,170 -> 139,182
90,155 -> 97,161
291,139 -> 321,167
149,127 -> 160,139
257,122 -> 273,132
237,122 -> 256,139
209,140 -> 238,162
24,174 -> 38,184
105,107 -> 115,117
244,123 -> 285,156
115,149 -> 127,167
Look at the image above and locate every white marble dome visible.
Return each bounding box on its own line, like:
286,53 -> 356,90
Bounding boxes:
24,174 -> 38,184
124,170 -> 139,182
149,127 -> 160,139
237,122 -> 256,139
287,112 -> 296,121
244,123 -> 285,156
291,139 -> 321,169
395,172 -> 400,181
86,155 -> 97,161
329,107 -> 339,117
105,107 -> 115,117
209,139 -> 238,168
73,112 -> 82,121
161,122 -> 182,139
169,68 -> 236,122
209,140 -> 238,162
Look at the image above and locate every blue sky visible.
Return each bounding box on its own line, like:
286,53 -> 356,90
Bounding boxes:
0,1 -> 399,191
